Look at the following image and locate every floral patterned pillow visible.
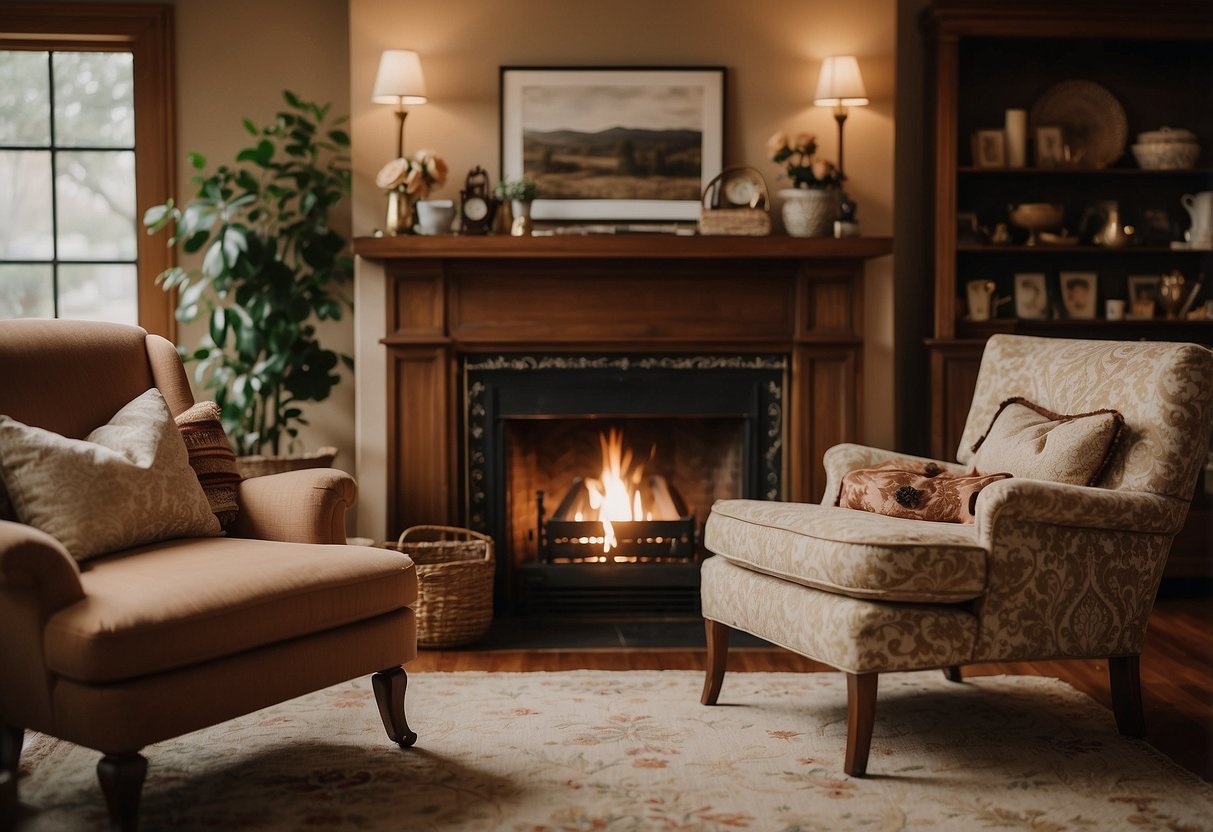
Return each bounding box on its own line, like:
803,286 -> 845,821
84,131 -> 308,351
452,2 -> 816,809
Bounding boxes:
839,458 -> 1010,524
0,388 -> 221,561
971,397 -> 1125,487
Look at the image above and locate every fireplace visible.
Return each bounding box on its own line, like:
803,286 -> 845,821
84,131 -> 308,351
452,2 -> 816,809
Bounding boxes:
351,234 -> 888,624
464,353 -> 784,616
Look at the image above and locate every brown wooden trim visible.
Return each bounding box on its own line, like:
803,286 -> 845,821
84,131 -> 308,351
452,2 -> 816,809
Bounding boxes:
355,234 -> 893,261
943,665 -> 963,683
925,1 -> 1213,41
1,4 -> 176,339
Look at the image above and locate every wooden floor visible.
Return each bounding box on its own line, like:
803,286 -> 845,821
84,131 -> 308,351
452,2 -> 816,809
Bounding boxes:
409,596 -> 1213,781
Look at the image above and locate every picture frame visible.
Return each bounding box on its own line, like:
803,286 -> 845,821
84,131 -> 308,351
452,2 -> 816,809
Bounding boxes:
1014,272 -> 1049,319
1059,271 -> 1097,319
1127,274 -> 1161,319
1034,125 -> 1066,168
500,66 -> 726,222
974,129 -> 1006,168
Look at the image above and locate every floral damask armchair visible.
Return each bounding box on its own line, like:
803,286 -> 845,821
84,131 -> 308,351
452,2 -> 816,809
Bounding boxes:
699,335 -> 1212,776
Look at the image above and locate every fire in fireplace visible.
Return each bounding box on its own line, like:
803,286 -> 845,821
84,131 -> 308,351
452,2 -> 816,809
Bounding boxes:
463,353 -> 786,617
539,427 -> 698,563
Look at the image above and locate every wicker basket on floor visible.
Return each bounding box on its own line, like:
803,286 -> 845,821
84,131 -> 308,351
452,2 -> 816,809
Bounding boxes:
389,525 -> 495,648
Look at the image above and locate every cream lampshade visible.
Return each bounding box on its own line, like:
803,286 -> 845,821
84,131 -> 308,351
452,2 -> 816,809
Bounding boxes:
813,56 -> 869,175
372,49 -> 427,158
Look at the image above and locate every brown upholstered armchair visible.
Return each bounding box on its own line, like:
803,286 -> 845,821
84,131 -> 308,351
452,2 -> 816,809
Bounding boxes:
700,335 -> 1213,776
0,320 -> 418,830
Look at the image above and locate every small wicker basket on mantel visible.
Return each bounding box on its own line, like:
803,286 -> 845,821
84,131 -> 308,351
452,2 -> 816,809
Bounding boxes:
387,525 -> 495,648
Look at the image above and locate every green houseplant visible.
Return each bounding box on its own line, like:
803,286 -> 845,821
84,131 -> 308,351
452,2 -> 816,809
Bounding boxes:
144,91 -> 352,460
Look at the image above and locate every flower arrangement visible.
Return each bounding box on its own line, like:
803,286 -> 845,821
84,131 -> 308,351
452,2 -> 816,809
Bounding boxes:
767,131 -> 843,189
375,148 -> 448,199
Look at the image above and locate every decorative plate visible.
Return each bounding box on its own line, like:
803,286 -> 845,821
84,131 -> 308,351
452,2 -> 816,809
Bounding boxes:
1030,80 -> 1127,169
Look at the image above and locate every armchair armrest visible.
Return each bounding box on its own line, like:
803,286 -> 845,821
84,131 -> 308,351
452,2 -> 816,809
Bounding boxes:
0,520 -> 84,613
975,478 -> 1189,540
821,443 -> 968,506
970,478 -> 1188,662
230,468 -> 357,545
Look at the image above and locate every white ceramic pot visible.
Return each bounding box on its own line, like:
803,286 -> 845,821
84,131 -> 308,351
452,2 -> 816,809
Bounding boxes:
780,188 -> 838,238
416,199 -> 456,235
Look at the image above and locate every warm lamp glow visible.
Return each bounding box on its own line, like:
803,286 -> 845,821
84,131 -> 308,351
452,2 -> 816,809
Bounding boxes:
813,55 -> 868,176
372,50 -> 427,105
372,49 -> 427,160
813,55 -> 869,107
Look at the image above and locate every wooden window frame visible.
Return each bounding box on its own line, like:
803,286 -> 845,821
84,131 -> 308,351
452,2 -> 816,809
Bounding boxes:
1,3 -> 176,339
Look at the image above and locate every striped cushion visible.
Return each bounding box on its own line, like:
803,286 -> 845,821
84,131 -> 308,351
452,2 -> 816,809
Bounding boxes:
175,401 -> 240,529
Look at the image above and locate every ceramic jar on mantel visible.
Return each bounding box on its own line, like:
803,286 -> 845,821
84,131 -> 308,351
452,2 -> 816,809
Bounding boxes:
780,188 -> 838,238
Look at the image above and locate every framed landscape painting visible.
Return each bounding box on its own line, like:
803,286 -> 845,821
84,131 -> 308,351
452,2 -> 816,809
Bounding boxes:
500,66 -> 725,222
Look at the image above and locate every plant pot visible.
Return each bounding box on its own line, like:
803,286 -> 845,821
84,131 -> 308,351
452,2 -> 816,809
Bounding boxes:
236,446 -> 339,479
780,188 -> 838,238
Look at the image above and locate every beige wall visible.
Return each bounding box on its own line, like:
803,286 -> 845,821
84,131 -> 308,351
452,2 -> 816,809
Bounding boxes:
172,0 -> 353,465
349,0 -> 898,534
42,0 -> 356,466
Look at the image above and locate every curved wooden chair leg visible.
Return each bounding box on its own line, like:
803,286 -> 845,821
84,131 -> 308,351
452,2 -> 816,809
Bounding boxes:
1109,655 -> 1145,737
0,722 -> 22,775
373,666 -> 418,747
844,672 -> 879,777
1,723 -> 21,826
942,665 -> 963,683
700,619 -> 729,706
97,752 -> 147,832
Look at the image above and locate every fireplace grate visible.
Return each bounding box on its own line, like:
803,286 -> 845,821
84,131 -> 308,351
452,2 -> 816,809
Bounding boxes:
542,518 -> 698,562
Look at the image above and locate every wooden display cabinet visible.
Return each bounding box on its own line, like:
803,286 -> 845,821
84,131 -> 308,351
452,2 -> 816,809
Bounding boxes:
923,0 -> 1213,577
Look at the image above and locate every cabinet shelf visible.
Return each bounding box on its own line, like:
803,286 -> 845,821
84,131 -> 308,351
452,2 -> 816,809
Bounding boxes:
958,166 -> 1213,176
925,2 -> 1212,577
957,244 -> 1211,255
956,318 -> 1212,340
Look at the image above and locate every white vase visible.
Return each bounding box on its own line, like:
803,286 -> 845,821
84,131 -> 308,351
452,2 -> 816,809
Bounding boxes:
780,188 -> 838,238
510,199 -> 533,236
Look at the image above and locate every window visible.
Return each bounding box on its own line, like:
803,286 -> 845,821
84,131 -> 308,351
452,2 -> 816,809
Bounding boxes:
0,5 -> 175,336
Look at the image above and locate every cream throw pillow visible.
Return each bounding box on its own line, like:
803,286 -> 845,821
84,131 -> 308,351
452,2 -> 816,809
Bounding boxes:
971,397 -> 1125,487
0,388 -> 221,561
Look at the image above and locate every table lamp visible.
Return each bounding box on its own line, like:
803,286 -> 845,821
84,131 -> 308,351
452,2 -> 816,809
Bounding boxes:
813,56 -> 869,176
372,49 -> 427,159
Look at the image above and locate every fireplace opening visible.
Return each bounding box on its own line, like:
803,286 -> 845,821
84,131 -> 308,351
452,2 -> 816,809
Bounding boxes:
539,426 -> 699,563
464,354 -> 785,618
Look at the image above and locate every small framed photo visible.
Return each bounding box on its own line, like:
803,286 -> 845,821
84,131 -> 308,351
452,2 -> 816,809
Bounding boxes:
974,129 -> 1006,168
1035,125 -> 1065,168
1060,271 -> 1097,319
1014,272 -> 1049,319
1127,274 -> 1161,319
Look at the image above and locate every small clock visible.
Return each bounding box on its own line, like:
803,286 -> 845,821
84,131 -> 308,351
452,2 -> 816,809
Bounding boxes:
459,166 -> 499,235
719,168 -> 765,208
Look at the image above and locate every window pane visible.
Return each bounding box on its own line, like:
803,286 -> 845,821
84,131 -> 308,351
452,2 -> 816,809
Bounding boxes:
0,150 -> 54,258
53,52 -> 134,148
58,263 -> 137,324
0,51 -> 51,146
0,263 -> 54,319
56,150 -> 136,260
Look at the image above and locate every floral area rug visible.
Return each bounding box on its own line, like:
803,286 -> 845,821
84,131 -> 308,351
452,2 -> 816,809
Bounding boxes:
14,670 -> 1213,831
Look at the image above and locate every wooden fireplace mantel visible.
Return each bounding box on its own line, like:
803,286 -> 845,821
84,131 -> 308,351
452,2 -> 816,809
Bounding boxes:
353,234 -> 892,538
